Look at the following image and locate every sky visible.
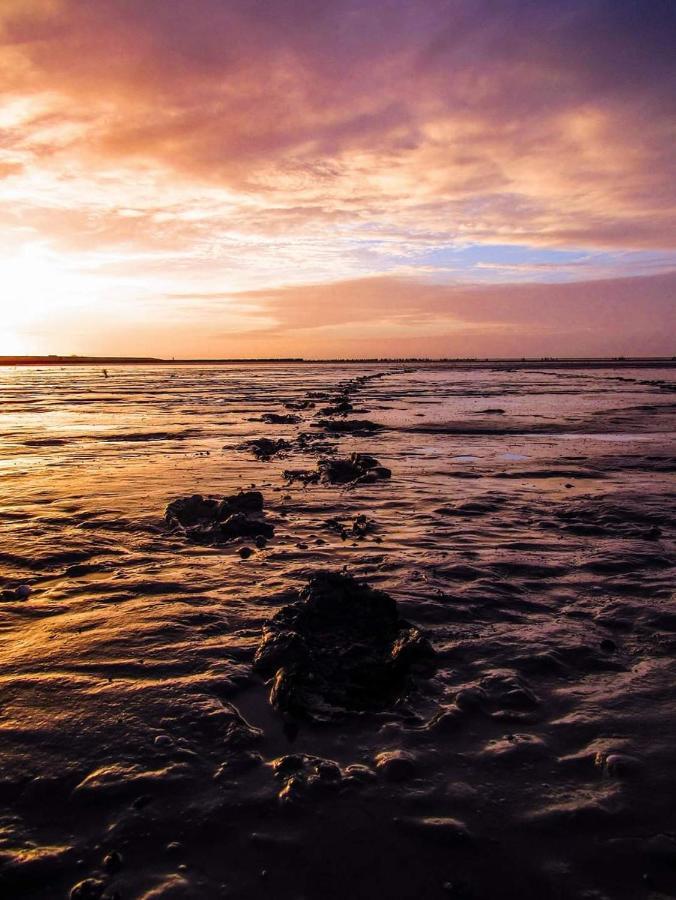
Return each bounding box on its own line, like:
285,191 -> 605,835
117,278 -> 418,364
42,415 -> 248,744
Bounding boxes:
0,0 -> 674,358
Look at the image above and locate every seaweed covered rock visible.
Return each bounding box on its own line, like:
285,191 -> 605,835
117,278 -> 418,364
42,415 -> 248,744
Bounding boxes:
253,572 -> 435,722
238,437 -> 291,460
284,453 -> 391,486
260,412 -> 301,424
165,491 -> 274,544
325,513 -> 376,539
319,453 -> 391,484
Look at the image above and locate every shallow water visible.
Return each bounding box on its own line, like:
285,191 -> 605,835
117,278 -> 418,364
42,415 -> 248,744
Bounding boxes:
0,363 -> 675,899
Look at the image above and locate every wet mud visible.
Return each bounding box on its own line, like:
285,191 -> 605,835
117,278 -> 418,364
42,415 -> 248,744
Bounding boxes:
0,362 -> 675,899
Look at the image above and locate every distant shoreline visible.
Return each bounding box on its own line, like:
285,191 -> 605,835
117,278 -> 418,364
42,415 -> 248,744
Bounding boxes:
1,355 -> 674,369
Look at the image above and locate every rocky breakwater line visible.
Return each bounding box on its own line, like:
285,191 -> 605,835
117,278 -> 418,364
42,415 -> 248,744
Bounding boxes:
253,571 -> 436,723
165,490 -> 274,544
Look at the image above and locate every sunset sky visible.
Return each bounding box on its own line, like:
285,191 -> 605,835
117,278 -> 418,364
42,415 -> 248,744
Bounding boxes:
1,0 -> 674,358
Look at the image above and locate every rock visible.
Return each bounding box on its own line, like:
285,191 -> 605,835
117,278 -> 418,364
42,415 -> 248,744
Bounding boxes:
103,850 -> 123,872
255,535 -> 268,549
319,398 -> 354,415
272,753 -> 343,804
260,412 -> 301,424
239,546 -> 253,559
600,638 -> 617,652
69,879 -> 106,900
285,452 -> 391,486
165,491 -> 273,544
253,571 -> 435,722
343,763 -> 378,783
239,437 -> 291,460
283,468 -> 320,485
15,584 -> 32,600
324,514 -> 376,539
285,399 -> 315,410
597,752 -> 642,777
296,431 -> 338,455
375,750 -> 417,782
318,453 -> 391,485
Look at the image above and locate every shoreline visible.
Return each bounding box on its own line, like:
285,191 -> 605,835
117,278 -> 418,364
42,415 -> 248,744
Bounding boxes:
1,355 -> 675,369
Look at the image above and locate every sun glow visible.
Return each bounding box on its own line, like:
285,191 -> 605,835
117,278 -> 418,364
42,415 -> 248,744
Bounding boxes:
0,244 -> 100,353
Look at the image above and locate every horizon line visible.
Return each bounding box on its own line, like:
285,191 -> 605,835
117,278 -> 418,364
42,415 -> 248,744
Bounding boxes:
1,354 -> 675,367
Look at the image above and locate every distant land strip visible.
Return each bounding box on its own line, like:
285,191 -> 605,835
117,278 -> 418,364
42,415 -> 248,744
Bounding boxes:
1,356 -> 674,368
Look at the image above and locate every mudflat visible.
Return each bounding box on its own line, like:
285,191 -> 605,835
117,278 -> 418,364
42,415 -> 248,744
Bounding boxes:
0,362 -> 674,899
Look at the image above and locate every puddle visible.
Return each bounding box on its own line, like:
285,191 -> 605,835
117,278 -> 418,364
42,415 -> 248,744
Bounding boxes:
558,432 -> 670,442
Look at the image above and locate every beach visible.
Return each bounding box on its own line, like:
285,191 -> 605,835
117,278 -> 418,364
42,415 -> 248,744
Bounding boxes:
0,361 -> 675,899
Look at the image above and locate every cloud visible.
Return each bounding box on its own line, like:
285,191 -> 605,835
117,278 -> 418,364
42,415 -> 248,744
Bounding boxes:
167,270 -> 676,358
1,0 -> 675,253
0,1 -> 675,357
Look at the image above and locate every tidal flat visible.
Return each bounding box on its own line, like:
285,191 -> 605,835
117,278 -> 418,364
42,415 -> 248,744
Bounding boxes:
0,362 -> 674,899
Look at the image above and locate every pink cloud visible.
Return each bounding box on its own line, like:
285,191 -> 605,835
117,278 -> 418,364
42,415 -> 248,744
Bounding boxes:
1,0 -> 674,250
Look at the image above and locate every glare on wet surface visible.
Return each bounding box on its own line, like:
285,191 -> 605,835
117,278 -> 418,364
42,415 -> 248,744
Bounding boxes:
0,362 -> 674,900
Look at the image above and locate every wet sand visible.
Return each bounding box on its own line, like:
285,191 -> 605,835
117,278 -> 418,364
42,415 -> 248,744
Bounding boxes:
0,362 -> 675,899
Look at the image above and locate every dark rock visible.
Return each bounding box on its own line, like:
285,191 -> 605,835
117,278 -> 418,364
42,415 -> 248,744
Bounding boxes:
69,879 -> 106,900
165,492 -> 274,544
260,413 -> 301,424
283,468 -> 320,486
319,398 -> 354,416
253,571 -> 435,722
285,399 -> 315,410
239,546 -> 253,559
103,851 -> 123,872
319,453 -> 391,485
296,431 -> 337,455
239,438 -> 291,460
375,749 -> 417,781
325,514 -> 376,539
272,753 -> 344,804
284,453 -> 390,487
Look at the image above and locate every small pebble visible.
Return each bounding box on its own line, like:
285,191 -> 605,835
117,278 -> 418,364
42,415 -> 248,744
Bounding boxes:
375,750 -> 416,782
69,879 -> 106,900
15,584 -> 31,600
605,753 -> 641,777
103,850 -> 123,872
239,546 -> 253,559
